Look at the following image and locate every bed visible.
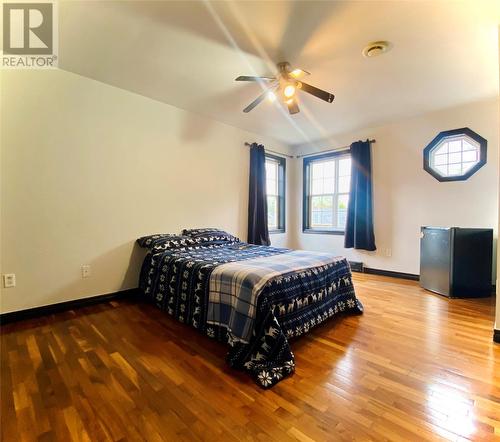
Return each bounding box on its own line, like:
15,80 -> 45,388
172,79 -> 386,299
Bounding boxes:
138,229 -> 363,388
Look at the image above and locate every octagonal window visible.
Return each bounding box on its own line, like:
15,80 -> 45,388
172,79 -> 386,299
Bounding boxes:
423,128 -> 487,182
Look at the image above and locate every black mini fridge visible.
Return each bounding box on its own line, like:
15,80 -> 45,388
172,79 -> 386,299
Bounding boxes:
420,227 -> 493,298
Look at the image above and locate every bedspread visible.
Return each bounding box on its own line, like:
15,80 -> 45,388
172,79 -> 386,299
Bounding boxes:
208,250 -> 350,344
139,243 -> 363,388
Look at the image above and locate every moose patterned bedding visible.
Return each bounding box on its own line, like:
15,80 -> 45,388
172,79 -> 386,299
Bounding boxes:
139,242 -> 363,388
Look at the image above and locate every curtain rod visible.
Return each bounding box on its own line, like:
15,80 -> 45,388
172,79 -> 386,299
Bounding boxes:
296,139 -> 376,159
244,142 -> 294,159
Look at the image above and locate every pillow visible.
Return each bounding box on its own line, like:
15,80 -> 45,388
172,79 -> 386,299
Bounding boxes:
136,234 -> 200,251
181,228 -> 240,243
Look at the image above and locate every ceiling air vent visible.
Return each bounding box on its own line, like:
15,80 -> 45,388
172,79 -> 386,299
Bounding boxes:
362,41 -> 391,58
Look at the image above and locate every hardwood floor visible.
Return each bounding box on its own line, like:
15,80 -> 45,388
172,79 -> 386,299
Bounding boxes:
1,273 -> 499,441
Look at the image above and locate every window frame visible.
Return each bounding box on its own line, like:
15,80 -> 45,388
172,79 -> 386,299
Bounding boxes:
423,127 -> 487,182
302,150 -> 351,235
265,153 -> 286,233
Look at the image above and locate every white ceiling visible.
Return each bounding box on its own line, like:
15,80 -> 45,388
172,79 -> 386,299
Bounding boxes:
59,1 -> 500,146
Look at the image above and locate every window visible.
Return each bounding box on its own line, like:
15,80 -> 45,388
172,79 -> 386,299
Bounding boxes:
423,128 -> 487,182
303,152 -> 351,234
265,154 -> 286,232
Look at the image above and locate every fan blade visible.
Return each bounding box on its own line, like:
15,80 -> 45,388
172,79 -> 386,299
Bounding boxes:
287,98 -> 300,115
243,83 -> 278,113
299,81 -> 334,103
243,91 -> 269,113
289,68 -> 310,78
235,76 -> 276,82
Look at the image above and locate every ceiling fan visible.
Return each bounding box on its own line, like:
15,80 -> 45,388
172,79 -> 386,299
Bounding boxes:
235,61 -> 334,115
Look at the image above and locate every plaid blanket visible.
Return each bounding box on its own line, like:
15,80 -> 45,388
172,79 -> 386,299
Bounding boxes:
208,250 -> 346,343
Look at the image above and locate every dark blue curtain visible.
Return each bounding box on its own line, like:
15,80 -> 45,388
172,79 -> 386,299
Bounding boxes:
344,140 -> 376,251
248,143 -> 270,245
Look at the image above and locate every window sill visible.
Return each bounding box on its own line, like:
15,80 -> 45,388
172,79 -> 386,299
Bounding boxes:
302,229 -> 345,236
269,229 -> 285,234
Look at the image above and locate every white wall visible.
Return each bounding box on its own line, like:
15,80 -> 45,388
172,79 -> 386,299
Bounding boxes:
496,90 -> 500,328
291,98 -> 499,276
0,69 -> 292,313
495,27 -> 500,335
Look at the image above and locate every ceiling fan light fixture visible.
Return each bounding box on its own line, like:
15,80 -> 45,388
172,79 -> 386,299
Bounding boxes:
283,84 -> 296,98
236,61 -> 334,115
362,41 -> 391,58
267,91 -> 277,102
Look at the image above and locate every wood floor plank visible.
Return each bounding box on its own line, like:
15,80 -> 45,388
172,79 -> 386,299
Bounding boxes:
1,273 -> 499,441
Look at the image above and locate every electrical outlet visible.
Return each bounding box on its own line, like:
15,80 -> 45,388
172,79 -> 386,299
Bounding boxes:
3,274 -> 16,288
380,248 -> 392,257
81,265 -> 91,278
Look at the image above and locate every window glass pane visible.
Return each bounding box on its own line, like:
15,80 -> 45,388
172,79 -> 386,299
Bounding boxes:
322,195 -> 333,209
266,179 -> 277,195
337,194 -> 349,228
312,162 -> 324,180
265,161 -> 277,180
433,154 -> 448,166
338,176 -> 350,193
323,161 -> 335,177
448,140 -> 462,153
267,195 -> 277,228
311,160 -> 335,195
434,143 -> 448,155
462,150 -> 477,162
448,163 -> 462,176
312,178 -> 323,195
338,195 -> 349,209
448,152 -> 461,164
311,195 -> 333,227
434,164 -> 448,175
265,160 -> 278,195
462,140 -> 476,151
265,156 -> 285,231
321,211 -> 333,225
323,177 -> 335,193
338,158 -> 351,176
337,210 -> 347,228
311,196 -> 321,211
311,195 -> 333,210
